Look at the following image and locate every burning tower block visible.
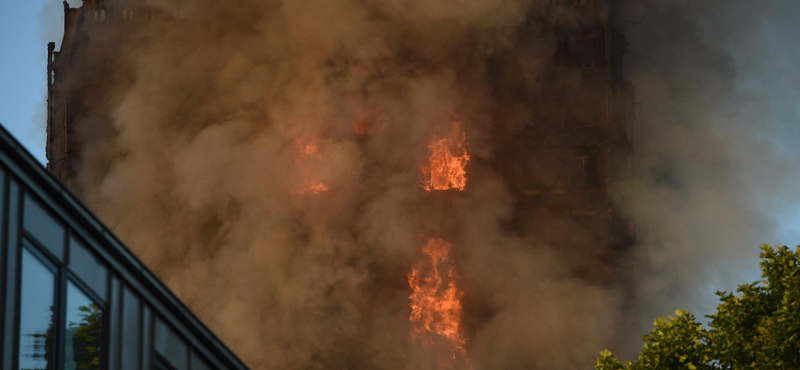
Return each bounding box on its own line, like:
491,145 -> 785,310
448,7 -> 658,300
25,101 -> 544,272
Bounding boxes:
46,2 -> 635,279
45,0 -> 635,366
507,2 -> 635,283
47,0 -> 153,190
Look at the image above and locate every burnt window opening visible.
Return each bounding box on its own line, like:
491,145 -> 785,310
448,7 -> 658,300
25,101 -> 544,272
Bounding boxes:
94,9 -> 106,22
559,33 -> 605,69
567,157 -> 587,188
522,154 -> 568,191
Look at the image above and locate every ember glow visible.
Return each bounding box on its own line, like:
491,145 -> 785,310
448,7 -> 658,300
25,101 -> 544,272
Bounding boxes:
352,103 -> 383,135
422,119 -> 470,191
292,137 -> 329,195
408,238 -> 469,367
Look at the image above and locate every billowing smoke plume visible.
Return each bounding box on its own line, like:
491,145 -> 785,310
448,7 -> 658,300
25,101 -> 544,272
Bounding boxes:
57,0 -> 800,368
618,1 -> 800,355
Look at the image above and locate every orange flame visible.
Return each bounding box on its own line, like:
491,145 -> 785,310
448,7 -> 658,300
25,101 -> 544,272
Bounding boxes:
422,119 -> 470,191
292,137 -> 329,195
408,238 -> 469,366
349,97 -> 384,135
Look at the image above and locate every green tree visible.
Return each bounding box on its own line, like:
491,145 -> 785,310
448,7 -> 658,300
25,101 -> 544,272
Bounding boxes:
596,245 -> 800,370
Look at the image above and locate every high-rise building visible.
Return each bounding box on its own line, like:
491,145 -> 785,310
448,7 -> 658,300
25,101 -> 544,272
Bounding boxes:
501,1 -> 635,282
46,2 -> 634,270
0,124 -> 249,369
43,0 -> 635,365
46,0 -> 149,189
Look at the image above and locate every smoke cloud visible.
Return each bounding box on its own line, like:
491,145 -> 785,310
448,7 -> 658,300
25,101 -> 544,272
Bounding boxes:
59,0 -> 800,368
618,0 -> 800,355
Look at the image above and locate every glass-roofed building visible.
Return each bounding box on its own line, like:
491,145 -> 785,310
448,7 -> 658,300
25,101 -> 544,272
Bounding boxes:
0,124 -> 248,370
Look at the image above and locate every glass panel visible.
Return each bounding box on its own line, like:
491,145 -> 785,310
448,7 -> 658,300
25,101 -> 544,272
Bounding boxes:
19,249 -> 56,370
154,318 -> 188,370
23,194 -> 66,261
68,237 -> 108,300
64,281 -> 103,370
121,287 -> 142,370
191,352 -> 215,370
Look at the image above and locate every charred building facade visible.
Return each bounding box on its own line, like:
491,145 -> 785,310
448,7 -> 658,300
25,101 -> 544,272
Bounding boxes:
44,0 -> 636,366
47,1 -> 634,267
46,0 -> 150,189
502,2 -> 636,282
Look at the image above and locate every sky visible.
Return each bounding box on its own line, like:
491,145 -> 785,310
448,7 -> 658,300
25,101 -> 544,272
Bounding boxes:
0,0 -> 79,164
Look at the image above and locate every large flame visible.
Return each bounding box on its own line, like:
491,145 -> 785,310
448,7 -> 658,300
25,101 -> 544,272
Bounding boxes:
292,137 -> 329,195
422,118 -> 470,191
408,238 -> 469,366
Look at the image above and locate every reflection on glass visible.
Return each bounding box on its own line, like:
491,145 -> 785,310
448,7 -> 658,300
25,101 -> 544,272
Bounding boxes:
23,195 -> 66,261
64,282 -> 102,370
191,352 -> 213,370
154,318 -> 188,370
19,249 -> 56,370
68,237 -> 107,300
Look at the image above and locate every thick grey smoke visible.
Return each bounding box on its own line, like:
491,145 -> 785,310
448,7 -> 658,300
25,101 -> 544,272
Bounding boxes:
617,1 -> 800,355
61,0 -> 800,368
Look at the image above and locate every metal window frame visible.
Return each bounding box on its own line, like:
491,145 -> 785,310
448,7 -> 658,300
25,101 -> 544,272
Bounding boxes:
67,232 -> 111,303
1,176 -> 21,370
17,242 -> 60,370
119,282 -> 144,370
18,234 -> 111,370
0,168 -> 7,369
64,272 -> 109,370
154,352 -> 179,370
0,123 -> 250,370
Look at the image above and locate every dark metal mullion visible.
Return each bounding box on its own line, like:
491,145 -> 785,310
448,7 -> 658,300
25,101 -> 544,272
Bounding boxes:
55,227 -> 71,370
54,224 -> 70,369
63,222 -> 70,266
0,167 -> 8,370
6,179 -> 22,370
104,269 -> 115,370
109,277 -> 122,369
137,292 -> 145,370
55,261 -> 68,370
187,341 -> 193,370
142,305 -> 153,370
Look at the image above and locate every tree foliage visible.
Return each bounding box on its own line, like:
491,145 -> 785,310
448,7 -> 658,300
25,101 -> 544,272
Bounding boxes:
596,245 -> 800,370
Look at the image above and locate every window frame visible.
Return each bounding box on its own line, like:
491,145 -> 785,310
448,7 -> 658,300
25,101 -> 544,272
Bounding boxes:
153,352 -> 179,370
15,242 -> 59,370
16,233 -> 110,370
